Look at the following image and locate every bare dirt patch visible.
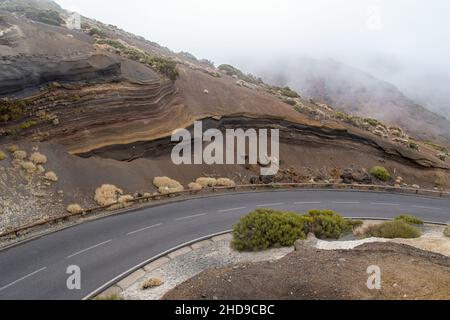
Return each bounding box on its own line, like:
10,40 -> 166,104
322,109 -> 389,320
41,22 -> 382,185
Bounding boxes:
164,242 -> 450,300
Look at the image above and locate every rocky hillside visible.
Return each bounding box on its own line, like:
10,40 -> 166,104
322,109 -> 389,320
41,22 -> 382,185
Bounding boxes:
256,57 -> 450,147
1,0 -> 450,233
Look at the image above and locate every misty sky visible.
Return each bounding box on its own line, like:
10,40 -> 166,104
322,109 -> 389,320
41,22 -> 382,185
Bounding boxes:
54,0 -> 450,113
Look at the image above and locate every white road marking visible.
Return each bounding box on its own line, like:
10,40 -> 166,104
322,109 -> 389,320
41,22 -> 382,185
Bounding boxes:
0,267 -> 47,292
175,213 -> 208,221
218,207 -> 247,213
126,223 -> 163,235
66,240 -> 112,259
370,202 -> 400,206
333,201 -> 360,204
294,201 -> 322,205
256,203 -> 284,207
412,205 -> 443,211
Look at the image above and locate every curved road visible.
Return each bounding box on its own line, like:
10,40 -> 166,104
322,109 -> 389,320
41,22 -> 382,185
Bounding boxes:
1,190 -> 450,300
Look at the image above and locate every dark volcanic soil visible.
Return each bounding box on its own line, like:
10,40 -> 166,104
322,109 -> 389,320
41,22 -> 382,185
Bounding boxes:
163,242 -> 450,300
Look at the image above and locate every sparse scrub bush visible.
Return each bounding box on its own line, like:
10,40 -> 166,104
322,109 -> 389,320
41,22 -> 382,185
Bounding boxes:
21,161 -> 36,173
0,98 -> 24,122
153,176 -> 184,194
278,86 -> 300,98
409,142 -> 420,150
370,166 -> 391,182
444,223 -> 450,237
307,209 -> 353,239
363,220 -> 421,239
196,177 -> 218,187
395,215 -> 423,225
0,151 -> 6,161
94,184 -> 123,206
216,178 -> 236,187
36,165 -> 45,174
142,278 -> 164,290
8,145 -> 18,153
231,209 -> 312,251
30,152 -> 47,164
188,182 -> 203,191
44,171 -> 58,182
67,204 -> 83,214
364,118 -> 384,127
13,150 -> 27,160
89,28 -> 106,37
282,98 -> 296,106
19,119 -> 38,130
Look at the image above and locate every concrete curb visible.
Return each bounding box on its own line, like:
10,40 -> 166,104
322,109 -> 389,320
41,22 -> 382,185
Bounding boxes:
86,230 -> 233,300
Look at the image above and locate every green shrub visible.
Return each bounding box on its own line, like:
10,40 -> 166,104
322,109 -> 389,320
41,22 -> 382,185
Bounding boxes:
0,99 -> 24,122
364,118 -> 384,127
444,223 -> 450,238
19,119 -> 38,130
97,39 -> 127,51
7,145 -> 18,153
146,57 -> 179,81
363,220 -> 421,239
279,86 -> 300,98
395,215 -> 423,225
409,142 -> 420,150
0,151 -> 6,161
370,166 -> 391,181
347,219 -> 364,229
307,209 -> 353,239
231,209 -> 312,251
282,98 -> 296,106
89,28 -> 106,38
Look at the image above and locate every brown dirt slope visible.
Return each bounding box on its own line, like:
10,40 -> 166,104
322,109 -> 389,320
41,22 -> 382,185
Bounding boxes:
164,242 -> 450,300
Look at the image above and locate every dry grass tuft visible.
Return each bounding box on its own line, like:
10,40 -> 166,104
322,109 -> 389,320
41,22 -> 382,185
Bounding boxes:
20,161 -> 36,173
94,184 -> 123,206
188,182 -> 203,191
216,178 -> 236,187
142,278 -> 164,290
13,150 -> 27,160
153,176 -> 184,194
67,204 -> 83,214
195,177 -> 218,187
30,152 -> 47,164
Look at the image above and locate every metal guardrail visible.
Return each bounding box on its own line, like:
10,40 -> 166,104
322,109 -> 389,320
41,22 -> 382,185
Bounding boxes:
1,182 -> 449,239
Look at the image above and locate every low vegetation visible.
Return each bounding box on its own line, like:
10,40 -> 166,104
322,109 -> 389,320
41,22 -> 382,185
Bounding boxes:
216,178 -> 236,187
231,209 -> 311,251
0,98 -> 25,122
196,177 -> 218,187
8,145 -> 18,153
218,64 -> 262,85
97,39 -> 179,80
94,184 -> 123,206
0,151 -> 6,161
307,209 -> 355,239
21,161 -> 36,173
232,209 -> 359,251
30,152 -> 47,165
188,182 -> 203,191
142,278 -> 164,290
13,150 -> 27,161
44,171 -> 58,182
444,223 -> 450,238
153,176 -> 184,194
67,204 -> 83,214
395,214 -> 423,225
362,220 -> 421,239
370,166 -> 391,182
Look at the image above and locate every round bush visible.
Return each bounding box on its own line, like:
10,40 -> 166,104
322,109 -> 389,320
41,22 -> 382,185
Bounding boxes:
370,166 -> 391,181
307,209 -> 353,239
363,220 -> 421,239
394,214 -> 423,225
231,209 -> 312,251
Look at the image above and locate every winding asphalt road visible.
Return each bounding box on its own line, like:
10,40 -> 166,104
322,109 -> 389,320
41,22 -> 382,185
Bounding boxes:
1,190 -> 450,300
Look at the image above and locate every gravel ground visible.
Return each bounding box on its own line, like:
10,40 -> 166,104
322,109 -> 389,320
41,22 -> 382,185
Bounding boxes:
121,238 -> 294,300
